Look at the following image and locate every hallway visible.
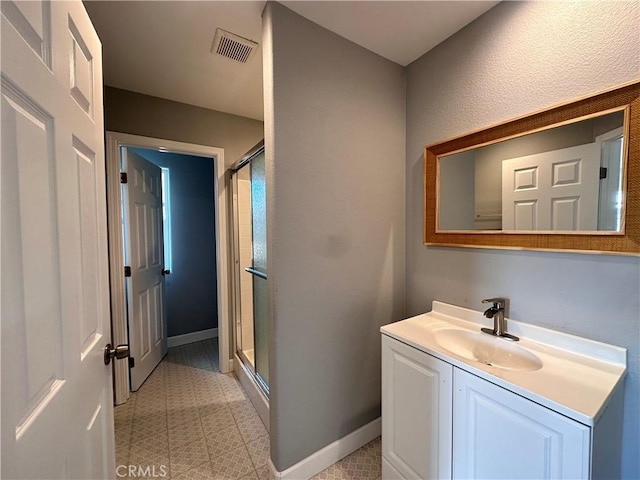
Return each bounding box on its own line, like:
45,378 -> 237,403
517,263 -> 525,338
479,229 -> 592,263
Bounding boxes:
114,339 -> 381,479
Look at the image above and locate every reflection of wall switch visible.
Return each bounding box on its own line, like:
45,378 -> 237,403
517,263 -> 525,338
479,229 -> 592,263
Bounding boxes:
600,167 -> 608,179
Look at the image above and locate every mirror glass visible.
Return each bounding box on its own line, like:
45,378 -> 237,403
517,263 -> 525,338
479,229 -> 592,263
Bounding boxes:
437,109 -> 626,233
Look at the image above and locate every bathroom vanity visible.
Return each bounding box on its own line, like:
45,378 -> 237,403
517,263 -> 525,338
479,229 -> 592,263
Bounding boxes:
380,302 -> 626,480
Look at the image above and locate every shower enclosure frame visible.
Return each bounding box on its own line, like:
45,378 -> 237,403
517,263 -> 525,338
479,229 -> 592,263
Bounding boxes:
230,141 -> 269,428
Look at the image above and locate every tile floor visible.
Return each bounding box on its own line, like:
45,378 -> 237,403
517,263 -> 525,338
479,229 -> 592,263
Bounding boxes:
114,339 -> 381,480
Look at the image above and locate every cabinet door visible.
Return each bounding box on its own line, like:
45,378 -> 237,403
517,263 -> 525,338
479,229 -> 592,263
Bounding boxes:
453,369 -> 590,479
382,335 -> 453,479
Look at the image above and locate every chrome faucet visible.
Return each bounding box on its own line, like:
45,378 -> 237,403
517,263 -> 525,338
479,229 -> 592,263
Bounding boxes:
481,298 -> 519,341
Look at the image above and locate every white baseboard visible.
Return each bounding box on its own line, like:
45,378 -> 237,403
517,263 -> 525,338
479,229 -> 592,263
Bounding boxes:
269,417 -> 381,480
167,328 -> 218,348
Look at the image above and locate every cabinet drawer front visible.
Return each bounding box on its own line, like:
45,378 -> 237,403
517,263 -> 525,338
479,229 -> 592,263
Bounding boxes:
382,336 -> 453,479
453,369 -> 590,480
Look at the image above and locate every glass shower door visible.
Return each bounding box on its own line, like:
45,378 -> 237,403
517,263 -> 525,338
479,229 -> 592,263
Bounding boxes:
249,153 -> 268,389
233,145 -> 268,394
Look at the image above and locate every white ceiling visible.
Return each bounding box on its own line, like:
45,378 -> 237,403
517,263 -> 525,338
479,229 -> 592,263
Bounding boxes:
281,1 -> 498,67
84,1 -> 498,121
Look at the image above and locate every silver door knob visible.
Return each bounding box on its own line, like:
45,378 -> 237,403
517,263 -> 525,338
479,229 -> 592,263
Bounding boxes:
104,343 -> 130,365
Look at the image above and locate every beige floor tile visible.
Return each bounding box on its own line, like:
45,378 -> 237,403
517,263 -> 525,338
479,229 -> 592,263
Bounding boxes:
134,396 -> 167,416
172,462 -> 213,480
200,407 -> 236,434
206,423 -> 245,459
114,416 -> 134,437
238,469 -> 260,480
137,377 -> 166,394
229,398 -> 260,423
311,463 -> 349,480
115,440 -> 130,468
115,399 -> 136,425
209,445 -> 255,479
246,435 -> 270,470
237,415 -> 268,444
169,438 -> 210,477
131,412 -> 168,443
256,465 -> 270,479
361,437 -> 381,464
118,340 -> 281,480
198,400 -> 233,419
129,431 -> 169,467
333,447 -> 381,479
168,418 -> 206,450
166,391 -> 198,409
167,406 -> 201,430
194,389 -> 226,407
217,372 -> 241,389
190,368 -> 220,382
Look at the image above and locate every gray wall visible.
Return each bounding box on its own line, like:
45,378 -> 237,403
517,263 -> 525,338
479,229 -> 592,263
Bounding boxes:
438,150 -> 475,230
104,87 -> 264,167
406,2 -> 640,478
263,2 -> 406,471
132,149 -> 217,337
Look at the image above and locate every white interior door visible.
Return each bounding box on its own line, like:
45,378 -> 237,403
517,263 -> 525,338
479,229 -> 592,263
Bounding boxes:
502,143 -> 601,231
122,149 -> 167,391
1,1 -> 116,478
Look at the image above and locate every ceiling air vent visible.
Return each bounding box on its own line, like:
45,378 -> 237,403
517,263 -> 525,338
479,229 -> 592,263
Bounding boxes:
211,28 -> 258,64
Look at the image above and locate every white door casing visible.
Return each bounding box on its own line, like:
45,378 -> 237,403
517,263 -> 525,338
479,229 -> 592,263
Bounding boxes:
122,150 -> 167,391
104,132 -> 230,406
502,143 -> 601,231
596,128 -> 625,231
1,1 -> 115,478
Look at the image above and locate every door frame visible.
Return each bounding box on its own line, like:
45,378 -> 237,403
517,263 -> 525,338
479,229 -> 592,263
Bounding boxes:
106,132 -> 231,404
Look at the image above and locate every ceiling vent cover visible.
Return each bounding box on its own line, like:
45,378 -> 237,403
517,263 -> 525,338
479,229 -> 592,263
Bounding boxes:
211,28 -> 258,64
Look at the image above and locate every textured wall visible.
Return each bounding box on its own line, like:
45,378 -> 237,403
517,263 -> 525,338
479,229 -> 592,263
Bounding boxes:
132,149 -> 218,337
406,2 -> 640,477
263,2 -> 406,472
104,87 -> 264,167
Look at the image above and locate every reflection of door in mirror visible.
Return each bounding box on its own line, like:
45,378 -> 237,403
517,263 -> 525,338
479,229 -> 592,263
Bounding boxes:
436,109 -> 626,233
501,143 -> 600,231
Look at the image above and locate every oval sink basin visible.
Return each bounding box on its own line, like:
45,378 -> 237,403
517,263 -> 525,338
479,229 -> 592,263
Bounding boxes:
433,329 -> 542,371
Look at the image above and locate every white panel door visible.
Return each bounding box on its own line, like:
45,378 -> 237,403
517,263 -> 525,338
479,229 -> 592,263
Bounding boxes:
1,1 -> 115,479
123,150 -> 167,391
502,143 -> 601,231
382,335 -> 453,480
453,369 -> 590,480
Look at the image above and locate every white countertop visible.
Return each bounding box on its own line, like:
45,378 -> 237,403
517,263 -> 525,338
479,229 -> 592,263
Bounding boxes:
380,301 -> 627,426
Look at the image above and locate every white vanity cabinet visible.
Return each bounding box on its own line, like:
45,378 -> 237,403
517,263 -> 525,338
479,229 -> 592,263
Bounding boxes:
381,335 -> 452,480
381,302 -> 626,480
382,335 -> 592,480
453,368 -> 590,479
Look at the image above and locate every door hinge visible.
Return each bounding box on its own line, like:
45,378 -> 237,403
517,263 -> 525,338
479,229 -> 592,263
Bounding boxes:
124,266 -> 131,277
128,357 -> 135,368
120,172 -> 128,184
600,167 -> 608,179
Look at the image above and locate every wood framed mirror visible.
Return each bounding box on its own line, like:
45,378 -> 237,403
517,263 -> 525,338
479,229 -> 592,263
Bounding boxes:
424,80 -> 640,255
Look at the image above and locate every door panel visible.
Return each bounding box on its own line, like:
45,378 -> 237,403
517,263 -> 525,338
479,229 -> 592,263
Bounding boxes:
382,336 -> 453,480
0,0 -> 51,67
502,143 -> 600,231
75,139 -> 102,358
1,1 -> 114,478
123,150 -> 167,391
453,369 -> 590,479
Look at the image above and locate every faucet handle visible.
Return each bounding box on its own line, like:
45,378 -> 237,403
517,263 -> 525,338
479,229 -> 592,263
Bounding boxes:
481,297 -> 506,308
